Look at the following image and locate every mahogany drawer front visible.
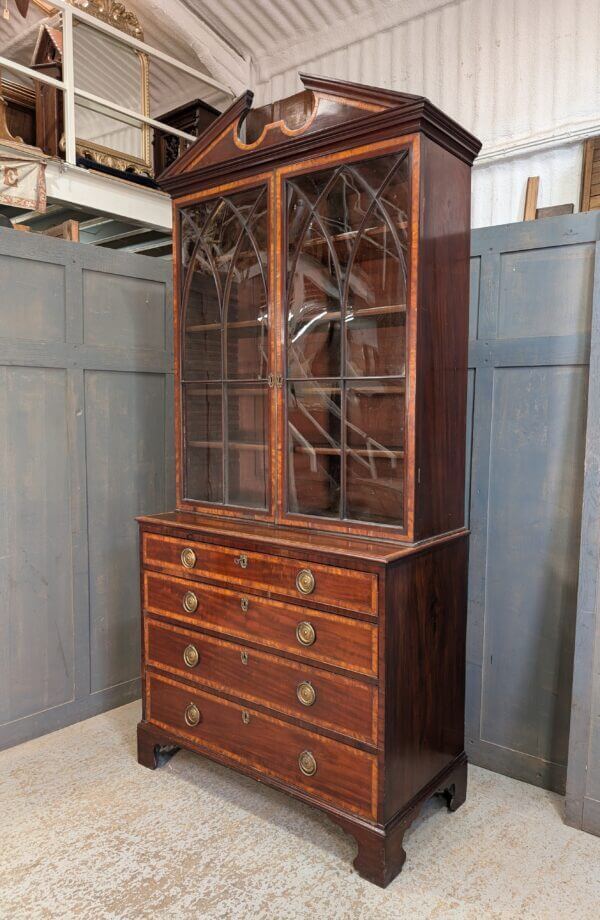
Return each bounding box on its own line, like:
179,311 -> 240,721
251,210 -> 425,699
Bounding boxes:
145,617 -> 377,744
143,570 -> 378,677
142,532 -> 378,615
147,671 -> 378,820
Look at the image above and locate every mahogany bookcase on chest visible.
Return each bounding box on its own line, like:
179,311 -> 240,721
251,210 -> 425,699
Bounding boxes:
137,74 -> 481,887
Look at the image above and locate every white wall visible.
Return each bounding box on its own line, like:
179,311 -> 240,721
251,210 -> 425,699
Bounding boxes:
252,0 -> 600,228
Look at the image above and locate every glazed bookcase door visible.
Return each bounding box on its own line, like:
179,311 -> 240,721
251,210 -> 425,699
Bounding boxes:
178,180 -> 274,517
279,146 -> 411,534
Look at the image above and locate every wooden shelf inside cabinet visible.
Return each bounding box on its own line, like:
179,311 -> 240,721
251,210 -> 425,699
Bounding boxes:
183,383 -> 268,394
188,440 -> 267,451
294,304 -> 406,325
293,446 -> 404,458
288,381 -> 406,394
186,317 -> 268,333
300,221 -> 409,251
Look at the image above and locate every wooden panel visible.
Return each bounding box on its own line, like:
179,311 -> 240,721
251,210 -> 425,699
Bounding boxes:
467,212 -> 600,792
145,617 -> 377,743
580,137 -> 600,212
83,271 -> 167,349
142,532 -> 378,615
147,670 -> 378,819
469,256 -> 481,342
566,258 -> 600,835
480,366 -> 586,772
0,367 -> 73,723
0,231 -> 173,750
4,80 -> 36,146
498,244 -> 595,339
383,537 -> 468,820
86,371 -> 167,692
143,569 -> 377,676
414,137 -> 471,540
0,255 -> 65,343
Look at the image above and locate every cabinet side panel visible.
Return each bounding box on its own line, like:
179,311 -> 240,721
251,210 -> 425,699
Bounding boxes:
384,536 -> 468,820
414,138 -> 471,540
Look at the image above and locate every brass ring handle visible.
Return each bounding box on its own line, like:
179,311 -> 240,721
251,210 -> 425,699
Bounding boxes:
241,709 -> 250,725
234,554 -> 248,569
240,596 -> 249,613
298,750 -> 317,776
296,568 -> 315,595
296,681 -> 316,707
180,547 -> 197,569
296,621 -> 316,647
240,649 -> 249,665
183,644 -> 199,668
182,590 -> 198,614
184,702 -> 201,727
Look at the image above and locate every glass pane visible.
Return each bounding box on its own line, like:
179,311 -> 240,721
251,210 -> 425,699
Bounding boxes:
180,184 -> 270,511
225,193 -> 269,379
287,381 -> 341,517
286,182 -> 342,378
346,307 -> 406,378
183,383 -> 223,503
285,150 -> 409,527
183,252 -> 222,380
181,202 -> 222,381
227,382 -> 268,509
345,380 -> 405,525
343,157 -> 408,377
181,187 -> 268,381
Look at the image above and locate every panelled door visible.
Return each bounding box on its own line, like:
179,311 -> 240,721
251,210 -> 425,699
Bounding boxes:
275,141 -> 414,538
177,175 -> 276,519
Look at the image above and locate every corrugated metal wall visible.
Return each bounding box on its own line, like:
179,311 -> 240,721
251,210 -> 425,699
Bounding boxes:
252,0 -> 600,227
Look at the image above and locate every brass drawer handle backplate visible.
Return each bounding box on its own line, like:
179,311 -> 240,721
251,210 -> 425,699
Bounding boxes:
296,621 -> 316,647
298,750 -> 317,776
183,644 -> 199,668
241,709 -> 250,725
240,649 -> 249,665
184,703 -> 201,727
180,547 -> 197,569
240,596 -> 249,613
234,554 -> 248,569
296,568 -> 315,595
182,590 -> 198,614
296,681 -> 316,707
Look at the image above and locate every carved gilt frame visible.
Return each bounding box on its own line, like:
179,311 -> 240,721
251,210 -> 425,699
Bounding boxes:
70,0 -> 152,176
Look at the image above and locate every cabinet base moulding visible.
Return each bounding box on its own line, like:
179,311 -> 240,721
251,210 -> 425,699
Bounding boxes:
137,720 -> 466,888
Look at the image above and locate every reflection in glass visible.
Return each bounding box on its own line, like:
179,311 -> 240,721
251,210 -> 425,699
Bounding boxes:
180,186 -> 269,507
288,381 -> 341,517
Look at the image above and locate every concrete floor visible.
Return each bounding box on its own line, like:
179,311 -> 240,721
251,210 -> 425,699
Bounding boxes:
1,703 -> 599,919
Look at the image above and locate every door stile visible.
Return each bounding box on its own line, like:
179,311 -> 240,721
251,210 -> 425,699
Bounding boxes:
274,168 -> 285,524
172,199 -> 183,510
269,171 -> 282,523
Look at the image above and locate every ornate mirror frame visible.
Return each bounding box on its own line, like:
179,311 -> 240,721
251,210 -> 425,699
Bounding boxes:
69,0 -> 151,176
